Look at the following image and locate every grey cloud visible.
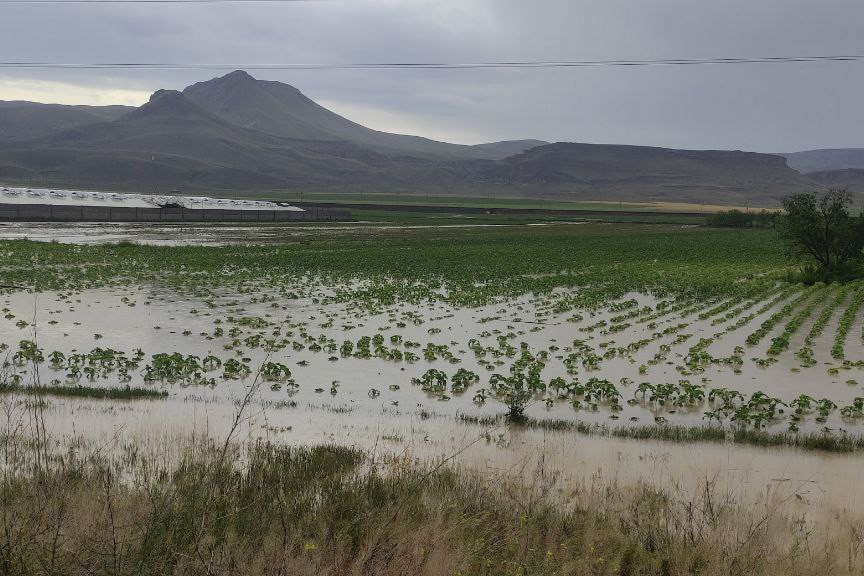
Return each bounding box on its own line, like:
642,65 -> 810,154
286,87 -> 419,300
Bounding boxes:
1,0 -> 863,151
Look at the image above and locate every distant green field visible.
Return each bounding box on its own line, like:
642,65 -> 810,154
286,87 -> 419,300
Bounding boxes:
0,223 -> 786,299
348,207 -> 706,225
243,191 -> 767,213
262,191 -> 690,212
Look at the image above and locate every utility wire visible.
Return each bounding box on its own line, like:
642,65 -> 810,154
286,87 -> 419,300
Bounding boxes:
0,0 -> 326,3
0,55 -> 863,70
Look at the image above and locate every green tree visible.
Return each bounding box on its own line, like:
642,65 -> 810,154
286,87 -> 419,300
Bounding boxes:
778,189 -> 864,269
707,209 -> 776,228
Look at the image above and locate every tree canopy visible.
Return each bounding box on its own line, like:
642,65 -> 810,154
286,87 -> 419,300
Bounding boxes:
778,189 -> 864,270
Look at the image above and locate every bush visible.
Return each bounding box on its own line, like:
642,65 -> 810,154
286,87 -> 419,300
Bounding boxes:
706,209 -> 776,228
788,261 -> 864,285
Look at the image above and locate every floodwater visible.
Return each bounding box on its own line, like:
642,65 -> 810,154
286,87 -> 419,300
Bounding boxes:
4,393 -> 862,539
0,222 -> 323,245
2,231 -> 864,544
0,221 -> 594,246
0,186 -> 298,211
2,284 -> 863,430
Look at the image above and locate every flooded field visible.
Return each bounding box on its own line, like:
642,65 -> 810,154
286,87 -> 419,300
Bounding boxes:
4,283 -> 864,432
0,220 -> 592,246
0,221 -> 369,245
2,223 -> 863,574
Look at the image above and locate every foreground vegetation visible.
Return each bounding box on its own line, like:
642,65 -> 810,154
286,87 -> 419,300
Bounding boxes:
1,437 -> 860,576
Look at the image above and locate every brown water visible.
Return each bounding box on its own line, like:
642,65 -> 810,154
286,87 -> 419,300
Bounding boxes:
0,221 -> 593,246
3,282 -> 864,544
2,284 -> 863,430
3,393 -> 861,538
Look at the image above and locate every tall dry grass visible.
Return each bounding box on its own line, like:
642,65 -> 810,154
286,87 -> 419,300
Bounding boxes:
0,428 -> 862,576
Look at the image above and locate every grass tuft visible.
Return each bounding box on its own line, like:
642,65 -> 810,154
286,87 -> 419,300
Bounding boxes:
1,384 -> 168,400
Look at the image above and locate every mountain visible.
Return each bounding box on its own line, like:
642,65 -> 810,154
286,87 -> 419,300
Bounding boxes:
782,149 -> 864,174
471,139 -> 548,158
0,71 -> 820,205
805,168 -> 864,195
182,70 -> 499,160
0,101 -> 132,142
0,89 -> 432,191
458,143 -> 816,205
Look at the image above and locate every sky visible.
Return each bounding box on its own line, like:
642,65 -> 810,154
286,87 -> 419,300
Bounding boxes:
1,0 -> 863,152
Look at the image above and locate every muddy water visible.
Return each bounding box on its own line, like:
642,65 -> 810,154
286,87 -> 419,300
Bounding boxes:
6,394 -> 862,536
2,284 -> 864,431
0,222 -> 328,245
3,283 -> 864,541
0,221 -> 592,246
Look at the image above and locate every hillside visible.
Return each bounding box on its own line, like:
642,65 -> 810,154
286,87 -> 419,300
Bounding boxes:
471,139 -> 548,158
0,101 -> 132,142
450,143 -> 815,205
805,168 -> 864,195
782,148 -> 864,174
183,71 -> 502,160
0,72 -> 820,205
0,89 -> 430,192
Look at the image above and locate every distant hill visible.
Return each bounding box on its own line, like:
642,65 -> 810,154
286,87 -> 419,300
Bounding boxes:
470,139 -> 548,158
1,89 -> 427,191
782,149 -> 864,174
0,101 -> 132,142
459,143 -> 816,205
0,71 -> 823,205
805,168 -> 864,195
182,70 -> 500,160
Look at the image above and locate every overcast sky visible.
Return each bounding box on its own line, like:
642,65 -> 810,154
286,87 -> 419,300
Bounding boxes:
1,0 -> 863,152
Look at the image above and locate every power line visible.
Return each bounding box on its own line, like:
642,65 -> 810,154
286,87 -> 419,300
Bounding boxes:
0,0 -> 325,3
1,55 -> 863,70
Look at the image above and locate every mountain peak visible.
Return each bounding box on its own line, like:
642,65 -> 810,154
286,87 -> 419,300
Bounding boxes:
185,69 -> 298,98
219,70 -> 257,83
149,89 -> 183,103
124,89 -> 208,121
180,73 -> 495,159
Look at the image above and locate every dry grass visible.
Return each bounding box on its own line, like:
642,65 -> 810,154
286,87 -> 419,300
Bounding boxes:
0,429 -> 862,576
